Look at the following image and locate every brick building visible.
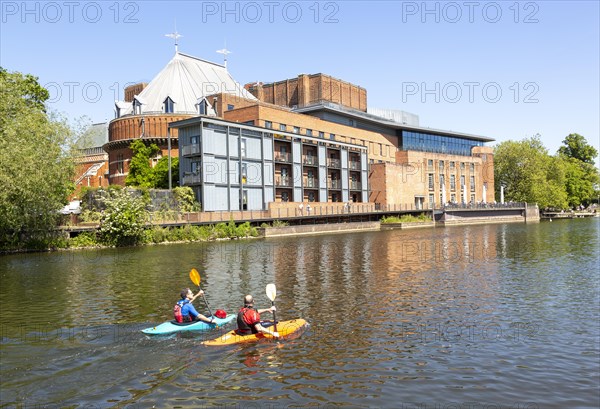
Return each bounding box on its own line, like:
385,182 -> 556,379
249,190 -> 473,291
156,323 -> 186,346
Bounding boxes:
105,50 -> 495,210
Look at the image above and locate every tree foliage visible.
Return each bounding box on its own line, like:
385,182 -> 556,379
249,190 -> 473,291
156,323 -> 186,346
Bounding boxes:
125,140 -> 179,188
98,189 -> 148,246
0,68 -> 75,246
494,134 -> 599,209
558,133 -> 598,165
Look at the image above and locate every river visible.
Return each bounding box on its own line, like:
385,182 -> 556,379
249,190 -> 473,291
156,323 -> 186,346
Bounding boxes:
1,219 -> 599,408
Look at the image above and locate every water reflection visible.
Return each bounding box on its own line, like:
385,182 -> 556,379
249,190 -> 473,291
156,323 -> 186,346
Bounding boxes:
1,220 -> 598,408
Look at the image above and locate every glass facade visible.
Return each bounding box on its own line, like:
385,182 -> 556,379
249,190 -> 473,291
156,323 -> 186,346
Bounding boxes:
401,131 -> 483,156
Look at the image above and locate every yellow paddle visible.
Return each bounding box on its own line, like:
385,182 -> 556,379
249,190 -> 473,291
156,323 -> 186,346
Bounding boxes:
189,268 -> 213,318
266,283 -> 278,335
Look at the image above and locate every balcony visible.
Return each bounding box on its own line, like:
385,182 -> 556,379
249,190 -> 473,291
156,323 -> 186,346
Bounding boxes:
303,155 -> 318,166
350,181 -> 362,190
349,161 -> 361,170
327,158 -> 341,168
304,177 -> 318,188
274,152 -> 291,162
328,179 -> 341,189
182,173 -> 202,185
181,145 -> 200,156
275,176 -> 292,187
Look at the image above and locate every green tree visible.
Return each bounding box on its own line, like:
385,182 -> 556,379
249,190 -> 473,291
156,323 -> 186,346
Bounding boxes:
0,68 -> 75,247
557,133 -> 600,206
494,135 -> 568,209
98,189 -> 148,246
154,156 -> 179,189
558,133 -> 598,165
125,140 -> 178,188
125,139 -> 160,187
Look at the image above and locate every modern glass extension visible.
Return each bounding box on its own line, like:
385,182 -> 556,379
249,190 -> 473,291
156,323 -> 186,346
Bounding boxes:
401,131 -> 483,156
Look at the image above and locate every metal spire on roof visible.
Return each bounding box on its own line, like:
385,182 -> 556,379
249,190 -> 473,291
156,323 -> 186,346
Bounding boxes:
165,30 -> 183,53
216,42 -> 231,68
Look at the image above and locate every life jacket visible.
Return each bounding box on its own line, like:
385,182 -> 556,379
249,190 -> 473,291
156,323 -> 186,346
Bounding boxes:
173,299 -> 188,323
236,306 -> 259,335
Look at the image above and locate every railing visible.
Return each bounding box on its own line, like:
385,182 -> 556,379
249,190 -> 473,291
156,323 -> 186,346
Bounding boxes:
182,173 -> 202,185
274,152 -> 291,162
349,161 -> 361,170
350,181 -> 362,190
275,176 -> 292,187
303,156 -> 318,165
181,145 -> 200,156
304,178 -> 318,188
328,180 -> 341,189
327,158 -> 341,168
442,202 -> 527,210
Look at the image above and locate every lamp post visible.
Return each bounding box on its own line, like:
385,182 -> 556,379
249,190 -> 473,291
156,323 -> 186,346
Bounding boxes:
168,126 -> 172,190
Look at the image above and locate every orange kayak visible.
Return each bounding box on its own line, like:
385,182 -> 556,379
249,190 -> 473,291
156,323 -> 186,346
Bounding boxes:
202,319 -> 307,346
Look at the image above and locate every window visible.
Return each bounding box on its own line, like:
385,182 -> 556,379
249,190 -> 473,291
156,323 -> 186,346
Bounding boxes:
450,161 -> 455,170
379,144 -> 383,155
281,191 -> 289,202
241,163 -> 247,184
470,176 -> 475,191
191,161 -> 201,174
117,154 -> 124,174
164,97 -> 174,113
293,126 -> 300,134
428,174 -> 434,190
241,139 -> 247,158
319,131 -> 324,138
427,159 -> 434,170
308,192 -> 315,202
227,104 -> 235,111
450,175 -> 456,190
470,163 -> 475,172
191,135 -> 199,146
198,99 -> 208,115
279,124 -> 286,131
429,193 -> 435,207
439,160 -> 444,171
306,129 -> 313,136
460,175 -> 465,189
330,133 -> 335,140
439,174 -> 445,188
461,162 -> 465,171
133,99 -> 142,115
265,121 -> 272,129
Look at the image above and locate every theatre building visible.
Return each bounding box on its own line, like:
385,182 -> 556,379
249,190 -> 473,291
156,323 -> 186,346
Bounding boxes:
107,50 -> 495,211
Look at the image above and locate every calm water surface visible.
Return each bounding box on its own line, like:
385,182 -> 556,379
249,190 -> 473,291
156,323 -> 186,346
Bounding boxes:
1,219 -> 599,408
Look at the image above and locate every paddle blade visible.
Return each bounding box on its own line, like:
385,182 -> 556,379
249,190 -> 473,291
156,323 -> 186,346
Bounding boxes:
189,268 -> 201,287
266,283 -> 277,302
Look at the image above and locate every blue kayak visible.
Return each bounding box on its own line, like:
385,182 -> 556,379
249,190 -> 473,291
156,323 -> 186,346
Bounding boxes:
141,314 -> 236,335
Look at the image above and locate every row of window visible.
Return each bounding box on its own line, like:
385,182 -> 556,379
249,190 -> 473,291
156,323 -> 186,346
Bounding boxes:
428,159 -> 476,173
403,131 -> 483,156
264,120 -> 337,141
428,174 -> 476,191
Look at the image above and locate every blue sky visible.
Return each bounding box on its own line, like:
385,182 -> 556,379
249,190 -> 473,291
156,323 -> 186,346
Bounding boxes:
1,1 -> 599,164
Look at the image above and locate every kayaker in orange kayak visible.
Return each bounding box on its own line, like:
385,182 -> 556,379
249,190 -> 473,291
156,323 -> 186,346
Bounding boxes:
236,295 -> 279,338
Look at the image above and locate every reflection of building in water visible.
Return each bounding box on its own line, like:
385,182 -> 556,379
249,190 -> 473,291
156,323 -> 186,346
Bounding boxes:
375,226 -> 500,315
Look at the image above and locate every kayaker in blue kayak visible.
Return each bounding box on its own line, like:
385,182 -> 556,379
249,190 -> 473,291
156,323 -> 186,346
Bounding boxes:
175,288 -> 214,324
236,295 -> 279,338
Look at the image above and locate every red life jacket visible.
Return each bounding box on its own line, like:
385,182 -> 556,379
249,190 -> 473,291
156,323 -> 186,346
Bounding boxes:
173,300 -> 187,323
236,307 -> 260,335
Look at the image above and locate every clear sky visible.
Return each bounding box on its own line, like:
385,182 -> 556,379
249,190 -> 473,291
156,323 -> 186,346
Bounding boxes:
1,0 -> 598,164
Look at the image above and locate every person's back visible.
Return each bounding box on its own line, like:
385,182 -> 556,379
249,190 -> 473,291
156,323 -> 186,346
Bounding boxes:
236,294 -> 279,338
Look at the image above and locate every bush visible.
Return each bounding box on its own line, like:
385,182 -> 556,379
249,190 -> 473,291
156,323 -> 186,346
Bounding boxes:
381,214 -> 429,224
69,231 -> 98,247
98,189 -> 147,246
